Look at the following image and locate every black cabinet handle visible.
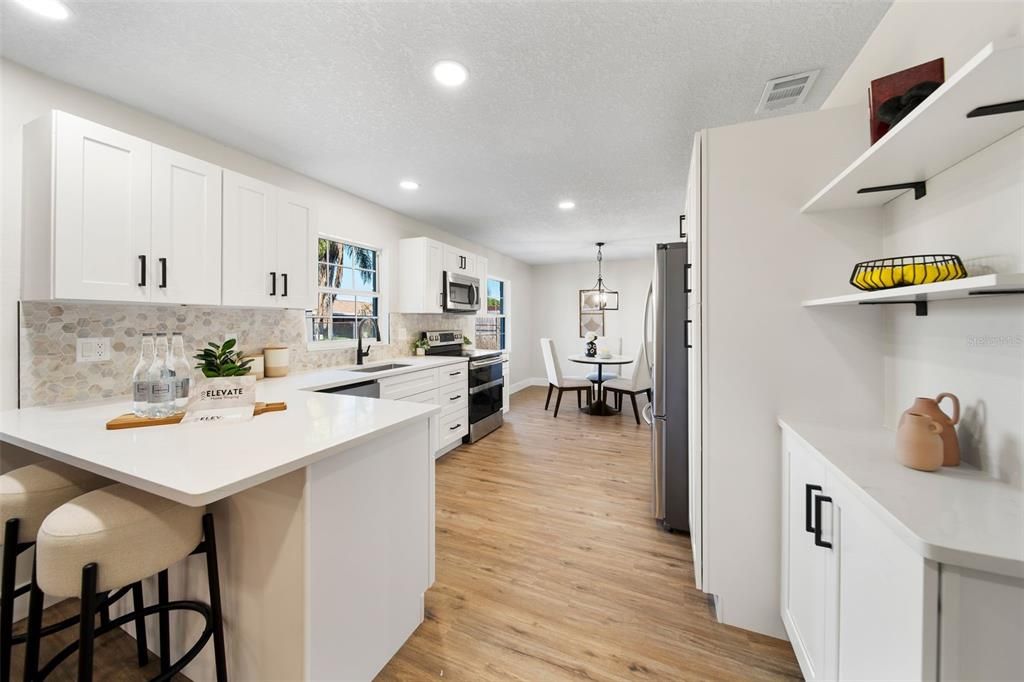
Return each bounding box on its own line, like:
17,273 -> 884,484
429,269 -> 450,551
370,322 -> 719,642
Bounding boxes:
685,319 -> 693,349
685,263 -> 693,293
282,273 -> 288,297
270,272 -> 277,296
138,255 -> 147,287
449,395 -> 462,401
158,257 -> 167,288
449,371 -> 461,376
805,483 -> 822,533
449,423 -> 461,431
814,495 -> 833,549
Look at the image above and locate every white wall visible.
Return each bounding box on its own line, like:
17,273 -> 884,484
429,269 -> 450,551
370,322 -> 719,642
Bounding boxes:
528,258 -> 653,382
0,59 -> 534,410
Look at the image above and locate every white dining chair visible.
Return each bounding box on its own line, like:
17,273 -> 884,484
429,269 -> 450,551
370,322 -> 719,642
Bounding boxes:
540,338 -> 592,417
587,336 -> 622,382
601,344 -> 653,424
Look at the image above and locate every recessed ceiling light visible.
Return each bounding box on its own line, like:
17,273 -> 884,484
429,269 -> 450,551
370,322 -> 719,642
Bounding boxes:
558,200 -> 576,211
432,60 -> 468,88
399,179 -> 420,191
13,0 -> 70,20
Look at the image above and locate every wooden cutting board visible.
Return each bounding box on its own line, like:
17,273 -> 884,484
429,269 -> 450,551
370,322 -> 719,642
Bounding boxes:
106,402 -> 287,430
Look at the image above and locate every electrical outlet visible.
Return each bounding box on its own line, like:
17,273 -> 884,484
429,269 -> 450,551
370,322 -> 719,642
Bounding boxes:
76,337 -> 112,363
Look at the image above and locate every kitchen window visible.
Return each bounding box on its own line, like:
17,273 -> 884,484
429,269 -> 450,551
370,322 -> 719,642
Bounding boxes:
475,277 -> 508,351
309,236 -> 382,346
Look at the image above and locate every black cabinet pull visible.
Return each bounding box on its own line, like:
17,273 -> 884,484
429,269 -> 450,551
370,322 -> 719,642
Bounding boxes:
282,273 -> 288,297
269,272 -> 277,296
805,483 -> 822,533
684,319 -> 693,349
449,371 -> 461,376
449,423 -> 461,431
138,255 -> 147,287
814,495 -> 833,549
449,395 -> 461,401
685,263 -> 693,293
158,257 -> 167,288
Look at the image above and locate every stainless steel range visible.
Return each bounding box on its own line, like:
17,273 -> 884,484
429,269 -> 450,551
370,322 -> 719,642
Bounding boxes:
423,330 -> 503,443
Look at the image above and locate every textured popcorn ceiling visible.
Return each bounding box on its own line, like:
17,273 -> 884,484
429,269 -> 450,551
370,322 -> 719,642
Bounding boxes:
1,1 -> 890,263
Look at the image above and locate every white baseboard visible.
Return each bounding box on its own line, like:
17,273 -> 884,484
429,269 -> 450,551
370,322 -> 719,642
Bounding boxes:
510,378 -> 546,394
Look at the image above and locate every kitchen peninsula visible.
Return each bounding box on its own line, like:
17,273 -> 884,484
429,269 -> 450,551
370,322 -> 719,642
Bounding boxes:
0,355 -> 467,681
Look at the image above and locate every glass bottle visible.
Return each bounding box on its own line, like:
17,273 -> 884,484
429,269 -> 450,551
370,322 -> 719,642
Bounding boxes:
170,333 -> 192,414
132,333 -> 155,417
148,333 -> 174,418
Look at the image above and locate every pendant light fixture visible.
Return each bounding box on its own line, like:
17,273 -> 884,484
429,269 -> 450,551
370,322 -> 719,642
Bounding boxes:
582,242 -> 619,311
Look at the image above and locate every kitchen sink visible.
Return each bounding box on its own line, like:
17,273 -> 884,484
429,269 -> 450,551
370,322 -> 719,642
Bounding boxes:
349,363 -> 411,373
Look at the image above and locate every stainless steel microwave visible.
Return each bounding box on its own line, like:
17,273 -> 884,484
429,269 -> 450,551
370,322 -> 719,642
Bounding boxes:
443,271 -> 481,313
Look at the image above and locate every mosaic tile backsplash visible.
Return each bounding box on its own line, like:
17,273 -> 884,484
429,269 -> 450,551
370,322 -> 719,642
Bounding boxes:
19,302 -> 475,407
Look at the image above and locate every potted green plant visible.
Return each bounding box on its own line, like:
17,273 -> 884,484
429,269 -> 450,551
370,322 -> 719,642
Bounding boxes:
413,338 -> 430,356
462,335 -> 473,349
190,338 -> 257,410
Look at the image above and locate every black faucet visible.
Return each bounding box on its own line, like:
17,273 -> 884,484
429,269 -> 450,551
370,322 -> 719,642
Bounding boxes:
356,318 -> 381,366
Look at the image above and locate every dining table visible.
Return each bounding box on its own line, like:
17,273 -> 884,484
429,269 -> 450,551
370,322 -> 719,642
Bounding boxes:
567,353 -> 633,416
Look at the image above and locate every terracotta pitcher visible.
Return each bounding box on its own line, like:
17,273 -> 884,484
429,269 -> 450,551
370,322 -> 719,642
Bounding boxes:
900,393 -> 960,466
896,413 -> 944,471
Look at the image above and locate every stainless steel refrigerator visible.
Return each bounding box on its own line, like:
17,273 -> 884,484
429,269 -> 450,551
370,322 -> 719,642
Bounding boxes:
644,242 -> 689,532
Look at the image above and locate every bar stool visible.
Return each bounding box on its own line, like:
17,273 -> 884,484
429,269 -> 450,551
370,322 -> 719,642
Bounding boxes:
0,461 -> 109,682
34,484 -> 228,682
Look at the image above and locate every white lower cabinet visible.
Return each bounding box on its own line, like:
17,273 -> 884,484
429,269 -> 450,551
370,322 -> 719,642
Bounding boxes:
379,364 -> 469,455
781,428 -> 1024,681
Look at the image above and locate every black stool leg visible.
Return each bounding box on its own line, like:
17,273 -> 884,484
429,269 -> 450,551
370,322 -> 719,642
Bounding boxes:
23,561 -> 45,682
77,563 -> 98,682
98,591 -> 110,628
1,518 -> 19,682
158,570 -> 170,674
202,514 -> 228,682
131,582 -> 149,666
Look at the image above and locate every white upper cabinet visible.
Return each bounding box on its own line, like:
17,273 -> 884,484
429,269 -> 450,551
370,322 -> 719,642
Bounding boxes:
151,145 -> 222,305
443,245 -> 476,277
221,172 -> 311,310
276,190 -> 314,310
398,237 -> 445,313
22,111 -> 154,302
222,170 -> 277,308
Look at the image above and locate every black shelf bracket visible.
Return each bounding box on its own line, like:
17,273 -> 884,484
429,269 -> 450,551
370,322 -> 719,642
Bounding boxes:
859,300 -> 929,316
966,99 -> 1024,119
857,181 -> 927,201
967,289 -> 1024,297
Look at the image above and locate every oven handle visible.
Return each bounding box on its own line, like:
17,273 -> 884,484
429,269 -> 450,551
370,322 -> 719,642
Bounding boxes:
469,378 -> 504,395
470,357 -> 503,368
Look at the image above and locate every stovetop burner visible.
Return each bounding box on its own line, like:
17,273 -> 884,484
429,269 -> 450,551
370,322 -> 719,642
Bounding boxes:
422,330 -> 501,361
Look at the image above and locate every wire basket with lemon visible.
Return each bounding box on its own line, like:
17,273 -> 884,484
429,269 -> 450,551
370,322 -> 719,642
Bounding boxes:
850,254 -> 967,291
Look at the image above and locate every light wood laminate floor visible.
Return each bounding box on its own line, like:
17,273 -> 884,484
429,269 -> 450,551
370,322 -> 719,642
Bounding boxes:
9,386 -> 799,681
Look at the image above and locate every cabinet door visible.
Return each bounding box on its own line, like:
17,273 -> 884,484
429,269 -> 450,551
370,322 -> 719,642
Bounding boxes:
222,170 -> 277,308
833,475 -> 936,681
151,146 -> 222,305
277,191 -> 314,309
53,112 -> 151,301
443,246 -> 469,274
781,434 -> 832,681
685,131 -> 704,305
687,300 -> 703,589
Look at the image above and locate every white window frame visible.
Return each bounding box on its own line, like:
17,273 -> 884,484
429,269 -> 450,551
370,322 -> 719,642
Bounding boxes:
307,234 -> 389,351
476,275 -> 509,353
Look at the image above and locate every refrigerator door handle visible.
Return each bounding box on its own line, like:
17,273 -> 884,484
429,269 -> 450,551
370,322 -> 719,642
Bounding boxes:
642,401 -> 653,425
643,282 -> 654,376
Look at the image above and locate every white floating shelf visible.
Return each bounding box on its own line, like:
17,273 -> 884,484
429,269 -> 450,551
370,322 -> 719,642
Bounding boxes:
803,273 -> 1024,311
802,39 -> 1024,213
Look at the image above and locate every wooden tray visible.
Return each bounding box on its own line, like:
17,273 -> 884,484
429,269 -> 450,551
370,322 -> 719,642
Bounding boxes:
106,402 -> 287,430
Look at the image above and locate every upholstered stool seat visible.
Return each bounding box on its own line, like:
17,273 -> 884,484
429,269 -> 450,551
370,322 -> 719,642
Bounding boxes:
0,461 -> 108,544
37,484 -> 204,597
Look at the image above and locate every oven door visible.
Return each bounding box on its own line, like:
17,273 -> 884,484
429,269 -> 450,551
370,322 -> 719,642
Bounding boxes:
469,377 -> 504,424
444,272 -> 480,312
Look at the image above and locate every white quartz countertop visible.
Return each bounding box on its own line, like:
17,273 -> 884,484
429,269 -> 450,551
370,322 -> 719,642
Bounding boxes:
0,356 -> 466,506
779,419 -> 1024,579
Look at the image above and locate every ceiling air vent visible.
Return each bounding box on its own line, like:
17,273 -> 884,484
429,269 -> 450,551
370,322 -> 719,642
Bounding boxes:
755,69 -> 820,114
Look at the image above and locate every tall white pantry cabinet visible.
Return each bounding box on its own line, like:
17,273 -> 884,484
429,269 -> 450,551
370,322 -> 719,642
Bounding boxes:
21,111 -> 312,309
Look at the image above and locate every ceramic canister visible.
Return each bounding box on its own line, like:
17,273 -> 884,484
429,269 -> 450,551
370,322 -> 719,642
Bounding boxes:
896,412 -> 944,472
263,346 -> 290,378
900,393 -> 960,466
